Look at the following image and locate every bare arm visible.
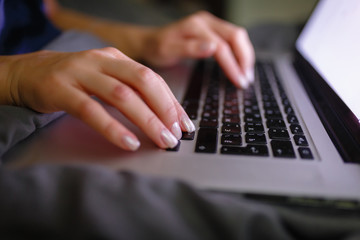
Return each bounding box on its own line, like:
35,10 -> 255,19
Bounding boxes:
44,0 -> 152,61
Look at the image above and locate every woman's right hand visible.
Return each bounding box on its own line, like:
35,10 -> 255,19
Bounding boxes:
0,47 -> 195,151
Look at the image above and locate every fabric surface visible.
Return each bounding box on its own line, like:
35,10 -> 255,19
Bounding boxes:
0,106 -> 64,159
0,0 -> 60,54
0,164 -> 359,240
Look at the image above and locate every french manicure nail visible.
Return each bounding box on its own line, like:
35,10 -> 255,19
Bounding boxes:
171,122 -> 182,140
246,69 -> 255,83
161,129 -> 178,148
181,115 -> 196,133
238,74 -> 249,89
122,135 -> 140,151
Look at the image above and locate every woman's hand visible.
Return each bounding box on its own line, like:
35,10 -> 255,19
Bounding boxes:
142,11 -> 255,89
0,47 -> 195,151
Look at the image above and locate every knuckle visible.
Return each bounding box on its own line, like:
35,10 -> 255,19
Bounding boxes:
186,13 -> 204,26
81,49 -> 102,58
136,66 -> 157,86
80,47 -> 121,59
101,47 -> 123,58
195,10 -> 211,19
103,120 -> 119,140
145,113 -> 159,130
164,103 -> 178,121
77,99 -> 99,120
216,41 -> 230,53
112,84 -> 134,102
233,27 -> 248,41
102,47 -> 120,54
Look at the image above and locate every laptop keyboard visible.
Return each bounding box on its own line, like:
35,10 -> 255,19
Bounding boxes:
181,59 -> 314,160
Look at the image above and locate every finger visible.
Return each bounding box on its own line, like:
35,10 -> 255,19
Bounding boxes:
200,12 -> 255,78
188,23 -> 247,88
58,87 -> 141,151
153,72 -> 196,133
100,58 -> 185,139
81,72 -> 180,149
215,40 -> 250,88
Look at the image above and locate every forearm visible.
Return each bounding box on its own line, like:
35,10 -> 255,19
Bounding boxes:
48,7 -> 155,61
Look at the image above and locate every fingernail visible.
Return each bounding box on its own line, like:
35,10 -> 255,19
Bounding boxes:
181,115 -> 196,133
161,129 -> 178,148
238,74 -> 249,89
246,69 -> 255,83
171,122 -> 182,140
122,135 -> 141,151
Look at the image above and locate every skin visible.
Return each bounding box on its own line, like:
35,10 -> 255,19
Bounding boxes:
0,0 -> 255,151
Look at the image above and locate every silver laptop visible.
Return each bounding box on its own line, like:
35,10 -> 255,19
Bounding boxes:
7,0 -> 360,201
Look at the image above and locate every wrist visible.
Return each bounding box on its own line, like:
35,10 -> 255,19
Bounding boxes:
135,26 -> 165,66
0,55 -> 18,106
92,22 -> 157,61
131,26 -> 157,62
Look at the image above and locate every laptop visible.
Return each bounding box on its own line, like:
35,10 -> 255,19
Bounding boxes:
5,0 -> 360,202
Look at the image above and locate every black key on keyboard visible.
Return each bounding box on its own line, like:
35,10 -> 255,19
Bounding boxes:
244,99 -> 258,107
203,102 -> 219,111
182,100 -> 199,110
200,117 -> 218,128
265,108 -> 282,119
221,134 -> 242,146
294,135 -> 309,146
202,109 -> 218,118
263,101 -> 279,109
222,115 -> 241,124
244,107 -> 260,115
262,93 -> 276,102
223,108 -> 240,115
221,123 -> 241,134
244,113 -> 262,123
271,140 -> 295,158
267,119 -> 286,128
195,128 -> 218,153
284,106 -> 294,115
287,114 -> 299,124
246,133 -> 267,144
224,100 -> 238,107
290,124 -> 303,134
221,145 -> 269,156
186,110 -> 198,120
282,98 -> 291,107
268,128 -> 290,140
181,61 -> 205,119
181,132 -> 195,140
298,147 -> 314,159
245,122 -> 265,133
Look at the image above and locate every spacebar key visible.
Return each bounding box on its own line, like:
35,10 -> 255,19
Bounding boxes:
195,128 -> 218,153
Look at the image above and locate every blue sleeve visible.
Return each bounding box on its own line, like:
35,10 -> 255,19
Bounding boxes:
0,0 -> 61,55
